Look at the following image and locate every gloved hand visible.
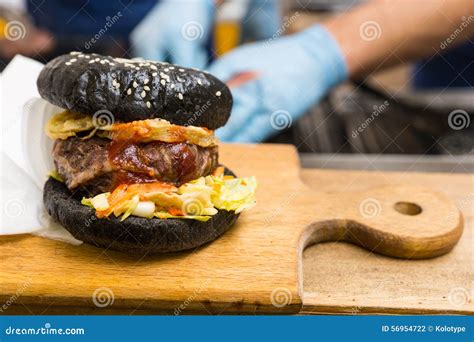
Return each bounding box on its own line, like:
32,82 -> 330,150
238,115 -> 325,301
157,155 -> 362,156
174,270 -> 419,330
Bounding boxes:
208,25 -> 348,142
130,0 -> 215,69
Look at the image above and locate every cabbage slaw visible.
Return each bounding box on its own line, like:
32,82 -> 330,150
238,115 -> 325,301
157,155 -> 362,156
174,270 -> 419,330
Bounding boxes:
81,167 -> 257,221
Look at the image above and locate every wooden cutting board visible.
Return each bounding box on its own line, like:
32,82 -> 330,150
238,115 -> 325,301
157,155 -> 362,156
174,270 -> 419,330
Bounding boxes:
0,144 -> 463,314
300,168 -> 473,315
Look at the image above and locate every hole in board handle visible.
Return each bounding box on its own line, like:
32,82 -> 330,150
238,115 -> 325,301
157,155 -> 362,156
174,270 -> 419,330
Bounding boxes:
394,202 -> 422,216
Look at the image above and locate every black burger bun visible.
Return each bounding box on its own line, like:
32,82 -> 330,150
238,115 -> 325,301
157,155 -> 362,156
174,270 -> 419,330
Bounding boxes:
37,52 -> 232,130
43,174 -> 239,255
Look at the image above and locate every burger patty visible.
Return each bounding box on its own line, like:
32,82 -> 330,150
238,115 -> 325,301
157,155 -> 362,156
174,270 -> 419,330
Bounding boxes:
52,136 -> 218,195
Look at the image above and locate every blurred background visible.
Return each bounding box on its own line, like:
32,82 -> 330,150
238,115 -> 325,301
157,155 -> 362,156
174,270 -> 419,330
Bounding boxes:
0,0 -> 472,172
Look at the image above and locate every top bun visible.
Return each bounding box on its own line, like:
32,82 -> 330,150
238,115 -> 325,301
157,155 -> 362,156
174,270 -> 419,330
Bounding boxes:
37,52 -> 232,130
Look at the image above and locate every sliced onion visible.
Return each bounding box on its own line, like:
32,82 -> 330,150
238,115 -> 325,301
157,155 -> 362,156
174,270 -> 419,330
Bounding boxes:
90,193 -> 109,211
132,201 -> 155,218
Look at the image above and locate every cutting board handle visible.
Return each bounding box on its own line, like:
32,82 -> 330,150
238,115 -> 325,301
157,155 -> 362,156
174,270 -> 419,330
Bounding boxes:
301,185 -> 463,259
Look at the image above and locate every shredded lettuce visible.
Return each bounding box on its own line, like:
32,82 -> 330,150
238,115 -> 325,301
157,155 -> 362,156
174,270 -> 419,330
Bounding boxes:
81,197 -> 93,208
48,170 -> 64,182
120,195 -> 140,221
154,212 -> 211,222
207,176 -> 257,213
81,173 -> 257,221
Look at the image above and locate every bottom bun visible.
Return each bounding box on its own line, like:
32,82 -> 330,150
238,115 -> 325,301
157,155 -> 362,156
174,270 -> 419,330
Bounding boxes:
43,172 -> 239,255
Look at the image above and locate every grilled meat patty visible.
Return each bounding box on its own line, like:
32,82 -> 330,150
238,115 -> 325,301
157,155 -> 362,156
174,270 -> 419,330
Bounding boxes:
53,136 -> 218,195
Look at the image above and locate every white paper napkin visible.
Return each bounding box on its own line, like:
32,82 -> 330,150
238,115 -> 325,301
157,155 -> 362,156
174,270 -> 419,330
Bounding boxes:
0,55 -> 82,245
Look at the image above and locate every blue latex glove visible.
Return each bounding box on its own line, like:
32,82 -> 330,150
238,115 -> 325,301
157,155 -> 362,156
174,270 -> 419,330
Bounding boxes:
130,0 -> 215,69
208,25 -> 348,142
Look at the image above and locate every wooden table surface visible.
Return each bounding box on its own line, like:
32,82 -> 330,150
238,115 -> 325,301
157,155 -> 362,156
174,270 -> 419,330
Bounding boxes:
300,168 -> 473,315
2,165 -> 472,315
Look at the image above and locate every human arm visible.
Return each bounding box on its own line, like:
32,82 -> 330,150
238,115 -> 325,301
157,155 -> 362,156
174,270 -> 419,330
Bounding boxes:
325,0 -> 474,78
209,0 -> 474,142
